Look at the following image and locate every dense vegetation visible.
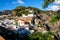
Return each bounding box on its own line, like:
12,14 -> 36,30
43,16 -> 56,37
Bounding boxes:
42,0 -> 54,8
28,32 -> 56,40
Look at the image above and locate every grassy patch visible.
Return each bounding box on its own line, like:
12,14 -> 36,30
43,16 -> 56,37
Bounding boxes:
50,15 -> 58,25
58,26 -> 60,30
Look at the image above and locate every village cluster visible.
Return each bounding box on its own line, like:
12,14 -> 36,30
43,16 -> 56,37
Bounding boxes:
0,10 -> 42,35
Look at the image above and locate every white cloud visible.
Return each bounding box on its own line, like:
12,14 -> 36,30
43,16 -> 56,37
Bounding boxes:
18,0 -> 24,4
50,0 -> 60,11
12,0 -> 24,4
54,0 -> 60,5
50,5 -> 60,11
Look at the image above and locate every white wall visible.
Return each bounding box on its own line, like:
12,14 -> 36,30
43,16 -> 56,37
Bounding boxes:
28,14 -> 33,17
18,20 -> 25,26
22,14 -> 28,17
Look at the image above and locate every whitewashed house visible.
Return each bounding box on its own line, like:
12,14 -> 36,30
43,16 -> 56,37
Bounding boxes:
22,10 -> 33,17
22,14 -> 28,17
8,24 -> 18,30
22,13 -> 33,17
29,10 -> 33,13
18,20 -> 25,26
28,14 -> 33,17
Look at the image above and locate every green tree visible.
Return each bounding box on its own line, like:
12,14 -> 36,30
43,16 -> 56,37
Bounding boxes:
42,0 -> 55,8
28,32 -> 45,40
14,6 -> 26,11
58,26 -> 60,30
28,32 -> 54,40
50,10 -> 60,25
44,32 -> 54,40
15,10 -> 22,16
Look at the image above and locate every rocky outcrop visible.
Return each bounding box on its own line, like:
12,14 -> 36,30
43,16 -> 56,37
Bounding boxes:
35,12 -> 60,32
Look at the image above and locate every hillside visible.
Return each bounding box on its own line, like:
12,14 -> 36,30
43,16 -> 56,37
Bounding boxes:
0,6 -> 60,40
0,6 -> 60,32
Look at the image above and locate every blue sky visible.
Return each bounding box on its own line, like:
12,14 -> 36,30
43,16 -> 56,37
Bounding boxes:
0,0 -> 52,11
